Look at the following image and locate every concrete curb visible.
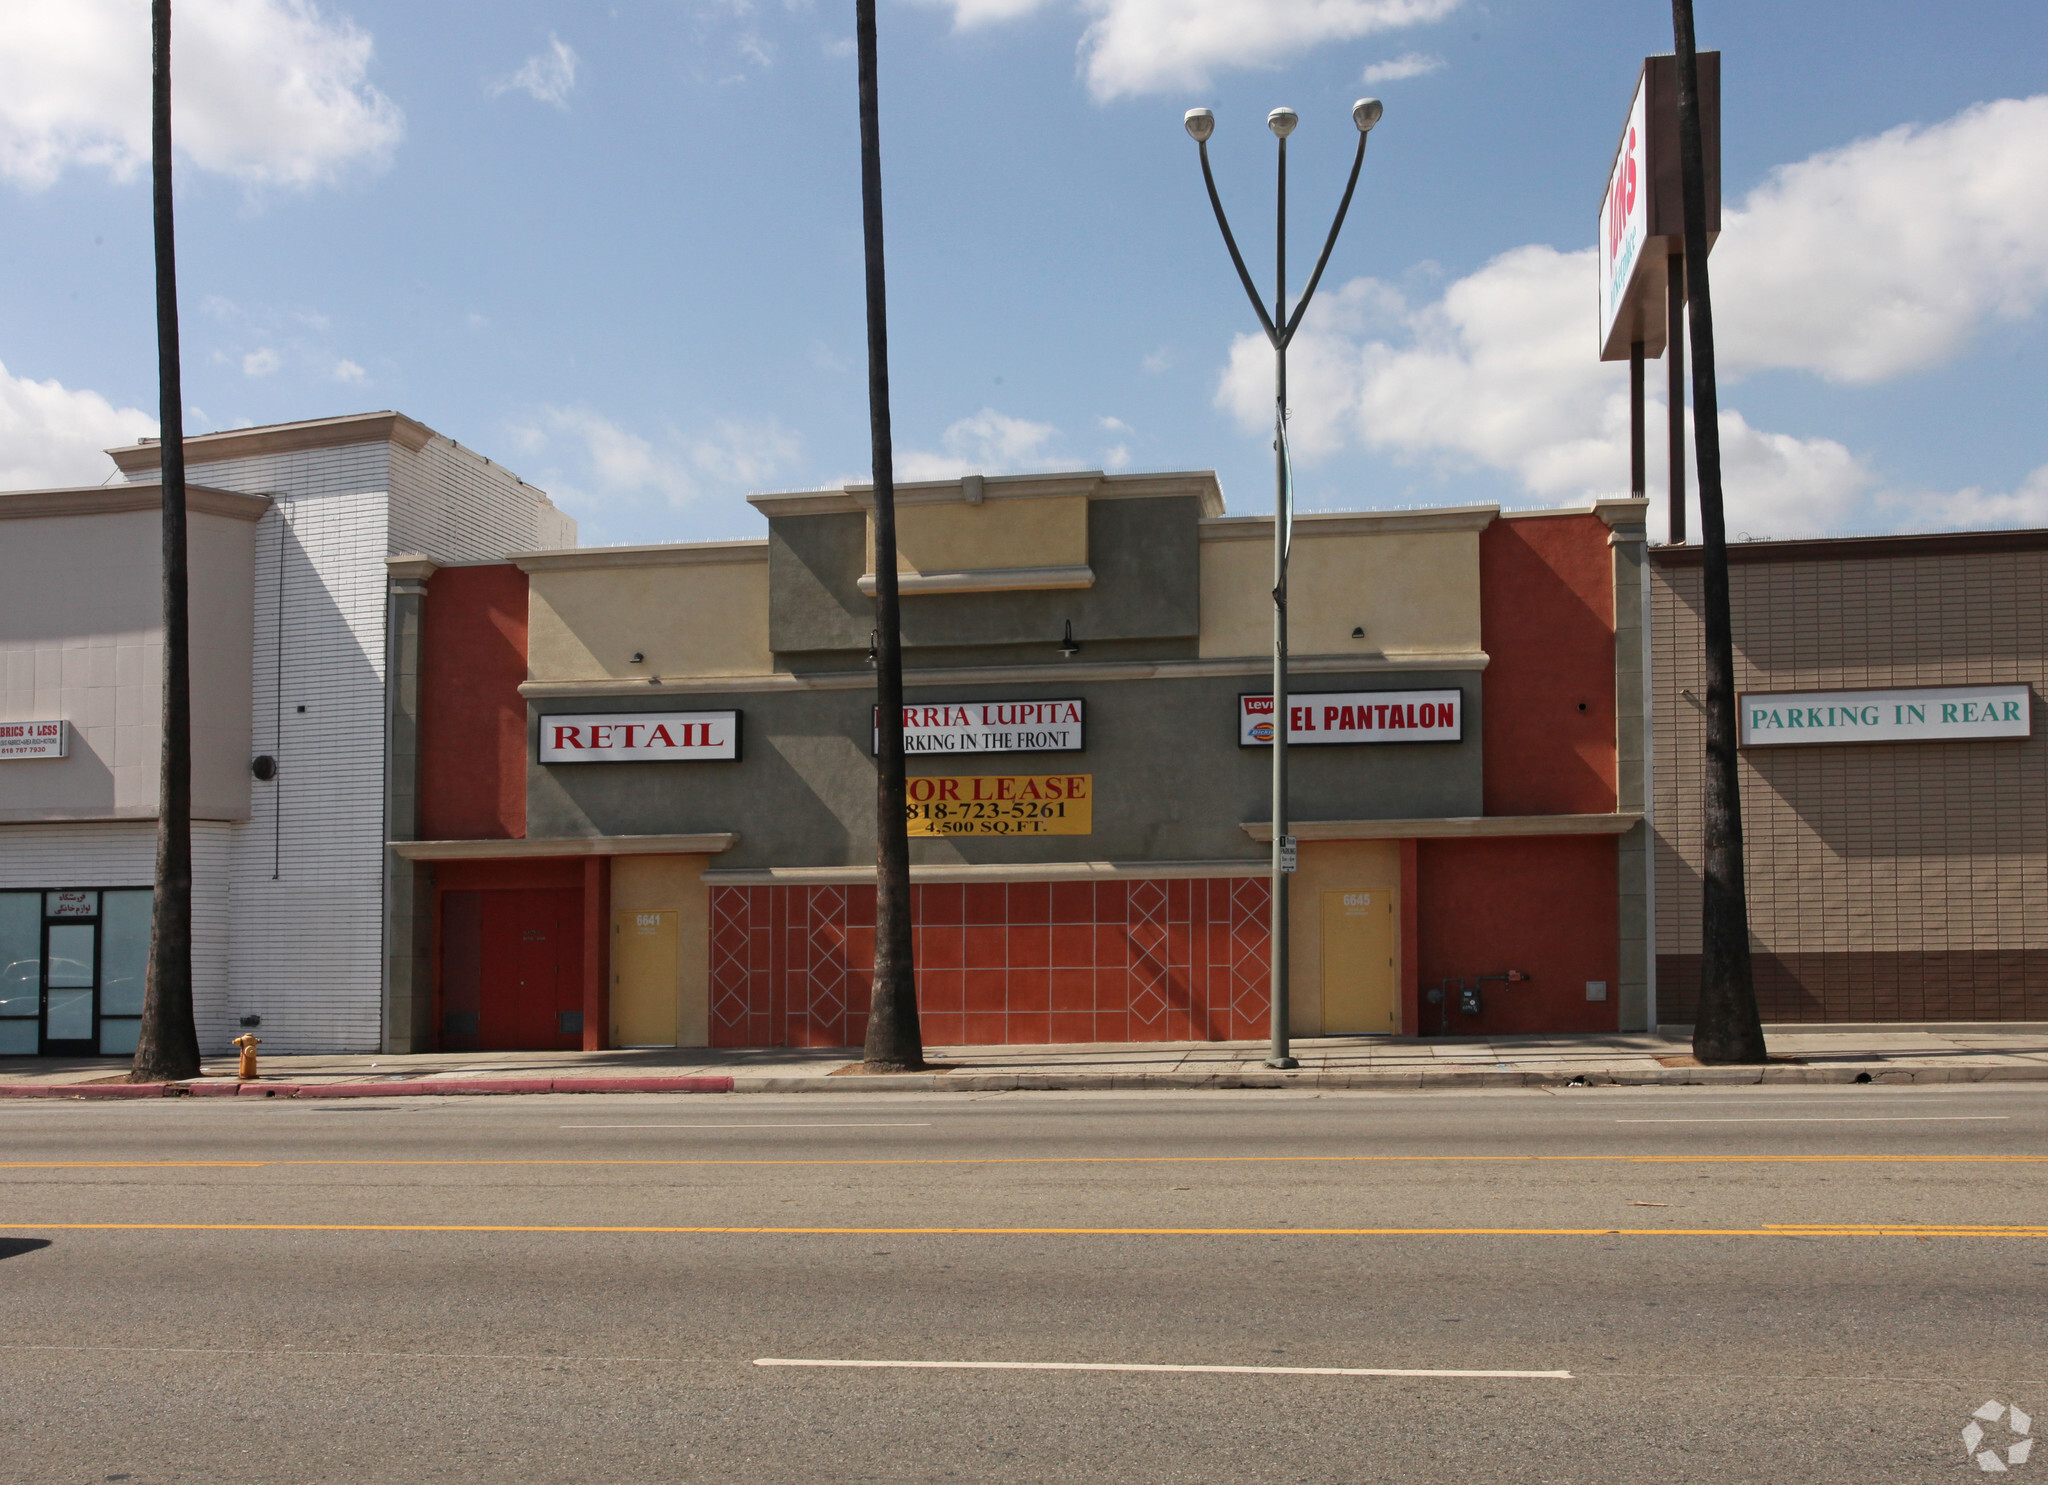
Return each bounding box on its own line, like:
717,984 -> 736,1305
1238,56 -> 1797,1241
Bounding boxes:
0,1065 -> 2041,1099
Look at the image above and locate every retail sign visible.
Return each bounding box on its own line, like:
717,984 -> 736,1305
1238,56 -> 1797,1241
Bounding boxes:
904,774 -> 1091,836
875,699 -> 1083,756
1738,684 -> 2031,747
1239,691 -> 1463,746
1598,70 -> 1650,359
539,711 -> 740,762
0,720 -> 67,760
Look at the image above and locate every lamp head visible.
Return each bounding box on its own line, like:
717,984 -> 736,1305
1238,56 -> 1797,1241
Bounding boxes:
1267,107 -> 1298,139
1352,97 -> 1384,133
1183,108 -> 1215,143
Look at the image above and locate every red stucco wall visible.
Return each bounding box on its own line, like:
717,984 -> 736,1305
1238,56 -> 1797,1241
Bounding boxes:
1479,513 -> 1616,816
419,563 -> 529,840
1415,835 -> 1620,1034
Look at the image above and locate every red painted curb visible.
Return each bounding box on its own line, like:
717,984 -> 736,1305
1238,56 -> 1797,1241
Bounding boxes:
553,1076 -> 734,1094
186,1082 -> 245,1097
0,1073 -> 736,1099
237,1083 -> 303,1097
0,1082 -> 171,1099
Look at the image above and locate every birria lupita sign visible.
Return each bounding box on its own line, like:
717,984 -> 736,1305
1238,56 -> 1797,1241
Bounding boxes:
1738,685 -> 2030,746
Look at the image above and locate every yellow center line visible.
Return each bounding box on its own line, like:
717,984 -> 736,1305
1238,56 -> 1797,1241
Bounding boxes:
2,1222 -> 2043,1238
1,1153 -> 2044,1171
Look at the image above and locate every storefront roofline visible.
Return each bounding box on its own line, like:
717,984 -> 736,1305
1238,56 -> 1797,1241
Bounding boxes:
510,539 -> 767,572
703,859 -> 1270,886
1651,526 -> 2048,566
1200,504 -> 1498,541
390,833 -> 738,860
515,648 -> 1492,699
0,483 -> 269,523
747,470 -> 1227,521
107,410 -> 438,475
1241,813 -> 1642,842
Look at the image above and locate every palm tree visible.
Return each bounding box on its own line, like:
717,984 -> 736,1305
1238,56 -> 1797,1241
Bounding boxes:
131,0 -> 200,1083
854,0 -> 924,1072
1670,0 -> 1765,1064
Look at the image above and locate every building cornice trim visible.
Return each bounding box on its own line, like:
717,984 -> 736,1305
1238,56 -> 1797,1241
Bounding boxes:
109,411 -> 433,475
389,833 -> 739,860
1651,528 -> 2048,566
855,563 -> 1095,596
518,650 -> 1491,699
1242,812 -> 1643,842
0,483 -> 270,523
512,539 -> 766,572
1199,505 -> 1498,542
704,858 -> 1267,886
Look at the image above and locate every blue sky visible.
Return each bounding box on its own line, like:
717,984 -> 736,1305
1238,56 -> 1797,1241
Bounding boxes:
2,0 -> 2046,545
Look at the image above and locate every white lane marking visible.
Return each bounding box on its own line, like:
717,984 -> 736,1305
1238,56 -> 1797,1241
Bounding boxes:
1614,1116 -> 2010,1124
561,1123 -> 934,1130
752,1358 -> 1572,1379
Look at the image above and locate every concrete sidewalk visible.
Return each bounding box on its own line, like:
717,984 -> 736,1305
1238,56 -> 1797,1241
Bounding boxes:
4,1024 -> 2047,1097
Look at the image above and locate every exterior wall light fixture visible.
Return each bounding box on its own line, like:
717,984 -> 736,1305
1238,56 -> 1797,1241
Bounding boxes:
1059,620 -> 1080,659
867,629 -> 879,668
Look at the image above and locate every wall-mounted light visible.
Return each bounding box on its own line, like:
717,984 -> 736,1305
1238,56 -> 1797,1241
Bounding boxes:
629,651 -> 645,665
1351,626 -> 1366,639
1059,620 -> 1080,659
867,630 -> 879,668
251,755 -> 278,781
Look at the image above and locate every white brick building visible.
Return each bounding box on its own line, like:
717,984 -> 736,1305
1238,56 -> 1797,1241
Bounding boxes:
0,413 -> 571,1056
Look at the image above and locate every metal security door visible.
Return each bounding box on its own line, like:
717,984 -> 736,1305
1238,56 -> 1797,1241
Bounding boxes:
1320,888 -> 1398,1035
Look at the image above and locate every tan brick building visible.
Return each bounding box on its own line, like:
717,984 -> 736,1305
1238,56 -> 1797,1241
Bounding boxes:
1652,530 -> 2048,1024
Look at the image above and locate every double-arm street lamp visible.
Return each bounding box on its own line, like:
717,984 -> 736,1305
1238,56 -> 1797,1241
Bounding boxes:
1185,98 -> 1384,1069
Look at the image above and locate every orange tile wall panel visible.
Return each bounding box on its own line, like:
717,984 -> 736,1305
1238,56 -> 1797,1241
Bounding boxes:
708,878 -> 1272,1048
419,563 -> 529,840
1479,514 -> 1617,816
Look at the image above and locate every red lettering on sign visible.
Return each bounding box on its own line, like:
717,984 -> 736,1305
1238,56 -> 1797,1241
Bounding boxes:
1418,703 -> 1435,728
553,724 -> 584,750
938,778 -> 961,801
649,725 -> 677,747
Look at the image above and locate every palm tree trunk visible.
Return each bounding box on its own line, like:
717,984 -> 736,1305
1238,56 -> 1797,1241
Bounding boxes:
132,0 -> 200,1083
1671,0 -> 1765,1064
855,0 -> 923,1072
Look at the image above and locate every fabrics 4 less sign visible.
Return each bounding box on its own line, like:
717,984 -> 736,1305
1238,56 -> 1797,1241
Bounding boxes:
1738,685 -> 2030,746
905,774 -> 1090,836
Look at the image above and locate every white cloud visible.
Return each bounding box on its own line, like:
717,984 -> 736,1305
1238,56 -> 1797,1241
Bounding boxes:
918,0 -> 1461,99
1217,96 -> 2048,538
1141,347 -> 1173,375
1883,464 -> 2048,531
1361,51 -> 1441,83
896,408 -> 1081,480
493,35 -> 579,108
0,0 -> 403,189
241,347 -> 281,377
1714,96 -> 2048,382
0,360 -> 156,490
1102,442 -> 1132,471
511,408 -> 803,513
332,359 -> 365,383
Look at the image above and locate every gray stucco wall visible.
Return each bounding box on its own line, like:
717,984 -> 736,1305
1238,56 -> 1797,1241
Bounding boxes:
526,668 -> 1485,869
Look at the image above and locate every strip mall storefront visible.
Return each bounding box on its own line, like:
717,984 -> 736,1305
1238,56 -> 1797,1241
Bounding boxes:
392,472 -> 1651,1050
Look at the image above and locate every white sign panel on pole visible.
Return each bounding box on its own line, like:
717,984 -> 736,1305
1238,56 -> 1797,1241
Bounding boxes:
1738,685 -> 2030,747
1240,691 -> 1463,746
539,711 -> 740,762
0,720 -> 67,759
1597,72 -> 1649,358
874,699 -> 1084,756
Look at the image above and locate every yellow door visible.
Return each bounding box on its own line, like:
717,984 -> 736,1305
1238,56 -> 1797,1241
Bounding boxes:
1321,889 -> 1398,1034
612,909 -> 680,1047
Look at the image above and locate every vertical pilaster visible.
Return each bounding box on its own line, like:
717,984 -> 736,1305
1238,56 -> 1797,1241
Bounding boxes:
382,556 -> 436,1053
1598,500 -> 1652,1031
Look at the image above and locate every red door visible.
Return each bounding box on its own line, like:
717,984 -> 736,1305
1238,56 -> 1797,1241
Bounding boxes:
449,889 -> 583,1051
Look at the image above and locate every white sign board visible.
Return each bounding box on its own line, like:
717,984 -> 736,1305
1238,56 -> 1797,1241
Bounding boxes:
0,720 -> 67,759
1241,691 -> 1463,746
1598,72 -> 1649,357
539,711 -> 739,762
876,699 -> 1083,756
1739,685 -> 2030,747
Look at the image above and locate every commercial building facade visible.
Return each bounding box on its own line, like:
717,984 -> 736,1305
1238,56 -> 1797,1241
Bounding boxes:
1653,529 -> 2048,1023
0,413 -> 573,1055
398,473 -> 1652,1051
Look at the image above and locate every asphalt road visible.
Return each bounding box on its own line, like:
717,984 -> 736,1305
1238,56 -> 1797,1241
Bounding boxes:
1,1081 -> 2043,1483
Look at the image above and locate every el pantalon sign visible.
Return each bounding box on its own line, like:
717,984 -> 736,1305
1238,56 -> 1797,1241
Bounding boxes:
874,699 -> 1083,756
1738,685 -> 2030,747
1239,691 -> 1463,746
905,773 -> 1091,836
540,711 -> 740,762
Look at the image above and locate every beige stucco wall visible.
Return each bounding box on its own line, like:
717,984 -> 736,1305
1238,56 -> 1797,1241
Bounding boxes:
0,503 -> 257,823
1287,839 -> 1403,1035
1199,528 -> 1483,660
526,556 -> 771,683
867,495 -> 1088,577
609,853 -> 711,1046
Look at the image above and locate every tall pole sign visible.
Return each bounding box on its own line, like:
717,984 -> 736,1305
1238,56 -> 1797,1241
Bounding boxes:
1597,53 -> 1720,542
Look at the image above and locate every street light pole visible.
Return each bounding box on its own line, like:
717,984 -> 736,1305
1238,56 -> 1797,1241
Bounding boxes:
1186,98 -> 1383,1070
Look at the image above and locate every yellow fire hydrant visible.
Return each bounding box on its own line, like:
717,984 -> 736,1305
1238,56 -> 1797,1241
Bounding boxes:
232,1033 -> 261,1082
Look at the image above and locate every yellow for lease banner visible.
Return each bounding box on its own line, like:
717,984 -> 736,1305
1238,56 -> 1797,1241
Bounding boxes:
904,773 -> 1092,836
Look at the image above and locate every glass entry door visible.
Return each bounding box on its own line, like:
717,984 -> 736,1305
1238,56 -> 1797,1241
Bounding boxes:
0,890 -> 152,1057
